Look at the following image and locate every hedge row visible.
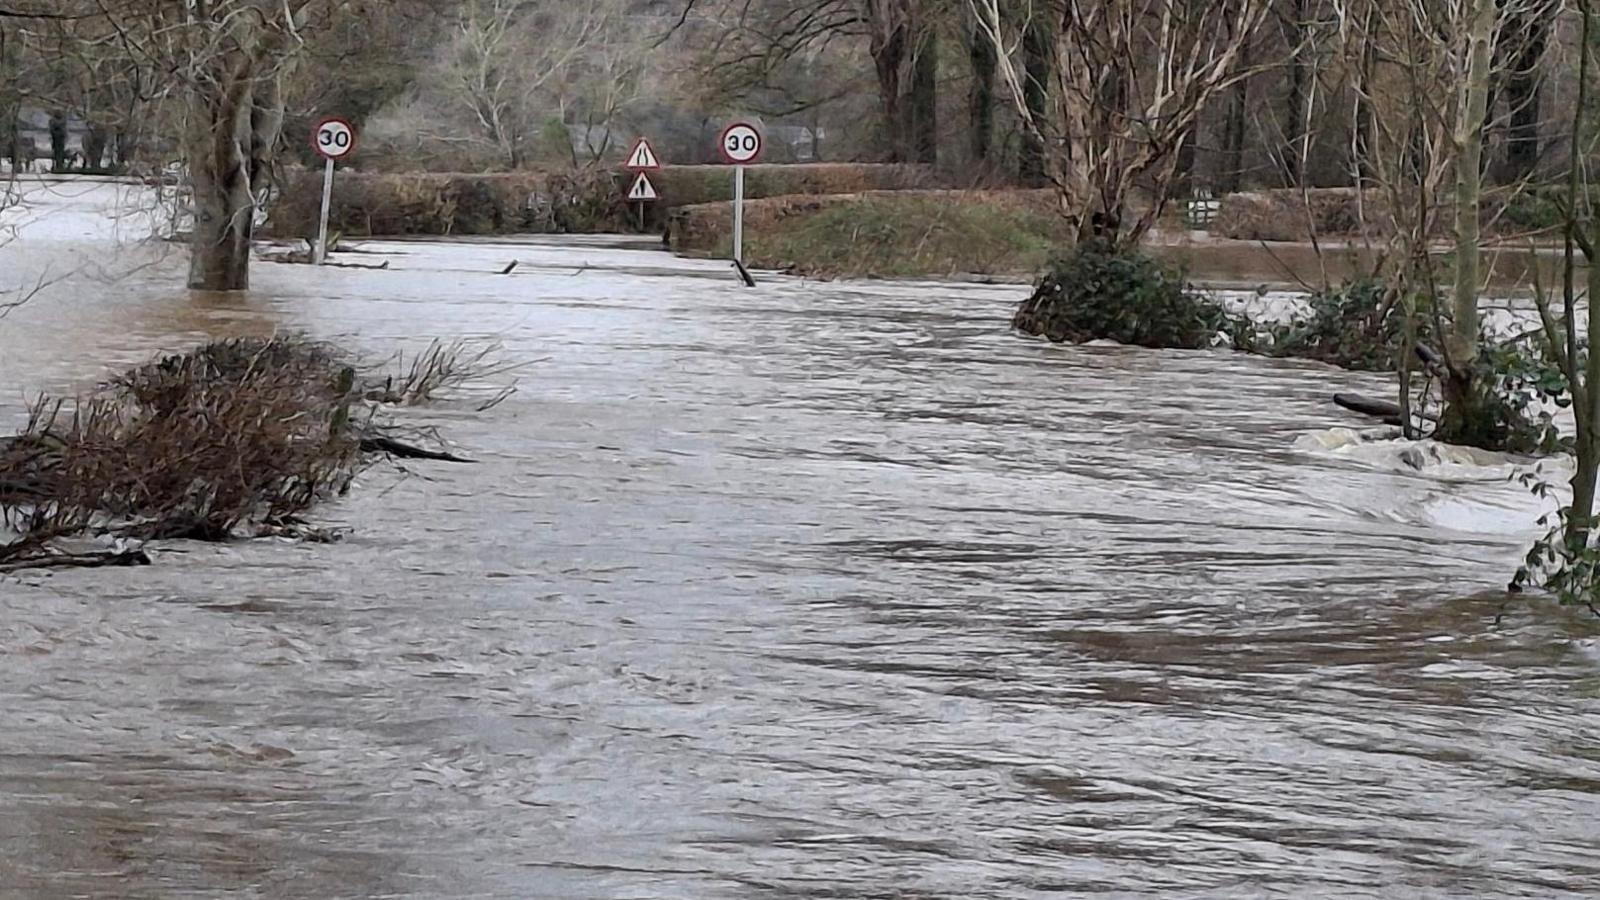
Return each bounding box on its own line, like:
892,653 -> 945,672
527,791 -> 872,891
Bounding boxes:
265,163 -> 938,238
264,169 -> 629,239
1212,186 -> 1570,242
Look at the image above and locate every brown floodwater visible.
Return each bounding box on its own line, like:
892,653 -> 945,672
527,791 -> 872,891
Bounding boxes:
1,182 -> 1598,898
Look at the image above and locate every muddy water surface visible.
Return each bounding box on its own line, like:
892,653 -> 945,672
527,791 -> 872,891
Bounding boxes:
1,184 -> 1599,898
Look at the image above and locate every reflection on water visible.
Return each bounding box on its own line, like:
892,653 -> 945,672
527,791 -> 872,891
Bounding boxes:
1,186 -> 1598,898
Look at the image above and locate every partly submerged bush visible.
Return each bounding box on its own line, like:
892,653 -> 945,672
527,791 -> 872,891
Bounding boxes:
0,337 -> 505,567
1264,280 -> 1416,371
1012,241 -> 1243,349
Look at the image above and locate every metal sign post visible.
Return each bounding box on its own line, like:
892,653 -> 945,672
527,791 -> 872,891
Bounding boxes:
310,116 -> 357,265
718,122 -> 762,275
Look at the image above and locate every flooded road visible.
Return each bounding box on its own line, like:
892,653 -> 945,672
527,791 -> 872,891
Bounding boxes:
2,184 -> 1599,897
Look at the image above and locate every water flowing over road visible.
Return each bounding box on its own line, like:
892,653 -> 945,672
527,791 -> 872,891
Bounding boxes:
2,183 -> 1598,898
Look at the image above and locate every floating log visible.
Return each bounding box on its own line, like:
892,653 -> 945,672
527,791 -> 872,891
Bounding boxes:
1333,392 -> 1404,425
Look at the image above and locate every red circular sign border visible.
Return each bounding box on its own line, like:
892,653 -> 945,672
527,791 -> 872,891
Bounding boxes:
311,116 -> 358,161
717,121 -> 763,165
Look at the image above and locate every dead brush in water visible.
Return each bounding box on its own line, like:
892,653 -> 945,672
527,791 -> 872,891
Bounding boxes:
0,335 -> 501,568
365,338 -> 521,409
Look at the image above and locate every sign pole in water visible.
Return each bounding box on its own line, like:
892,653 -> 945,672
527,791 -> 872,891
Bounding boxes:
717,122 -> 763,271
315,158 -> 335,264
733,164 -> 745,263
311,116 -> 357,265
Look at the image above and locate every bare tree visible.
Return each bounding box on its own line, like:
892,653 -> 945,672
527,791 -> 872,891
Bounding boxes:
673,0 -> 938,163
444,0 -> 609,169
971,0 -> 1272,247
1531,0 -> 1597,547
1332,0 -> 1553,443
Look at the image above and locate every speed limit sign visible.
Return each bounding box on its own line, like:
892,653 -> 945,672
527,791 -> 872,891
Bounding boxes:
719,122 -> 762,164
312,116 -> 357,160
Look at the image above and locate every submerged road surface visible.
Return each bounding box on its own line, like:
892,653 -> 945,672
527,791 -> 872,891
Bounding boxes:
1,194 -> 1598,897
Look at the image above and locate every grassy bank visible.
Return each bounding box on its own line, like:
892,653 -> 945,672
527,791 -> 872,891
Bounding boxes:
668,190 -> 1068,279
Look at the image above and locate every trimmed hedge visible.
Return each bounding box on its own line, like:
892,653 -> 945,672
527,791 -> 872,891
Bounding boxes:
265,163 -> 938,239
264,169 -> 629,238
650,163 -> 935,208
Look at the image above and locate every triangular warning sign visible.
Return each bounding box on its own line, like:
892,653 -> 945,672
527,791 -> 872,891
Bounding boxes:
627,172 -> 659,202
624,137 -> 661,171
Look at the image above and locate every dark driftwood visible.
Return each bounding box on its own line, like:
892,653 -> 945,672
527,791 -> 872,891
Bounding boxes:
359,435 -> 476,463
0,548 -> 152,573
1334,392 -> 1404,425
733,259 -> 757,287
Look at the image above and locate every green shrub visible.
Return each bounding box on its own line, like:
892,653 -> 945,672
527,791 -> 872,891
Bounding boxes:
1012,241 -> 1241,349
1265,280 -> 1414,371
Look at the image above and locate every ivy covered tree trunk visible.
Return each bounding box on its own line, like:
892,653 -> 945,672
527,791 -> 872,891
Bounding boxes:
1018,21 -> 1050,186
906,31 -> 938,165
866,0 -> 937,165
967,11 -> 996,164
866,0 -> 911,162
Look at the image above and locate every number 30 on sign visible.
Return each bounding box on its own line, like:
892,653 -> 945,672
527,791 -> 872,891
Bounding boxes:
313,117 -> 357,160
719,122 -> 762,165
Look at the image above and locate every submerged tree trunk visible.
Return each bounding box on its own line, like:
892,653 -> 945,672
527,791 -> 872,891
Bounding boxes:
186,54 -> 287,291
1437,0 -> 1497,444
114,128 -> 138,168
48,111 -> 68,172
83,124 -> 109,171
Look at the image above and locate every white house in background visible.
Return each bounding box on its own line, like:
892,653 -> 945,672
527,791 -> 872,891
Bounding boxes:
766,125 -> 825,162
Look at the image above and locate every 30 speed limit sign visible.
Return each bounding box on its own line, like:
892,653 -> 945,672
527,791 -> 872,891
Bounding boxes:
312,116 -> 357,160
719,122 -> 762,164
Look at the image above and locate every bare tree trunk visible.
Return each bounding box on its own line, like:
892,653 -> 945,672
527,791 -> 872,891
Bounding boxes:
1503,15 -> 1548,183
1439,0 -> 1497,442
83,124 -> 109,171
48,111 -> 67,172
1224,64 -> 1249,192
1018,20 -> 1050,186
186,56 -> 286,291
0,23 -> 16,171
866,0 -> 917,162
907,29 -> 938,164
114,128 -> 137,168
1282,0 -> 1308,186
967,12 -> 996,164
